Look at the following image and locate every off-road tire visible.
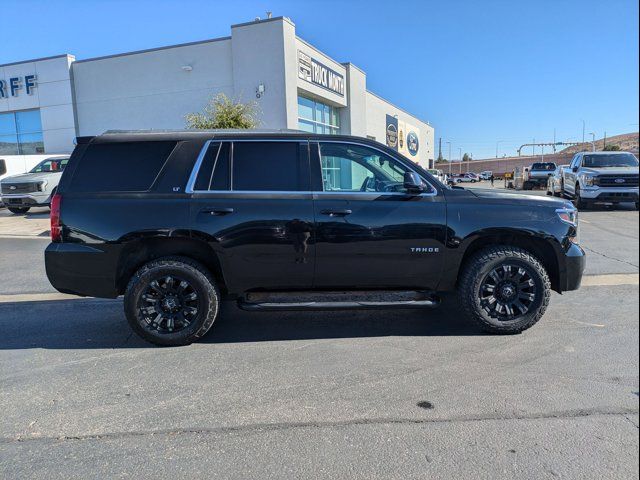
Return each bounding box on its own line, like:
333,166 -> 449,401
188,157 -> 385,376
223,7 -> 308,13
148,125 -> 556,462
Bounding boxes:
7,207 -> 30,214
124,256 -> 219,346
458,246 -> 551,334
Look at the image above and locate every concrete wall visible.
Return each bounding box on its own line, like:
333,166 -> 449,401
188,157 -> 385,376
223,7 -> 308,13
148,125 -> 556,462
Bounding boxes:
72,39 -> 234,136
0,55 -> 76,154
231,18 -> 294,129
365,91 -> 434,169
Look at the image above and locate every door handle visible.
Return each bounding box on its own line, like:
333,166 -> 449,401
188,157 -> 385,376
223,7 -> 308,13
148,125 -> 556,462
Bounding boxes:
320,209 -> 352,217
201,207 -> 234,216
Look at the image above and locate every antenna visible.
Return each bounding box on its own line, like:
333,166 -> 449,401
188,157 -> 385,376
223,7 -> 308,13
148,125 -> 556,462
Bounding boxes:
266,11 -> 273,18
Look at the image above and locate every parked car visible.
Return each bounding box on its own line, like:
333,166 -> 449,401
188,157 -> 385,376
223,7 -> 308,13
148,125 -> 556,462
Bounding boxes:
562,151 -> 639,210
524,162 -> 557,190
480,171 -> 493,180
448,173 -> 478,184
466,172 -> 481,182
546,165 -> 569,197
0,156 -> 70,214
45,130 -> 585,346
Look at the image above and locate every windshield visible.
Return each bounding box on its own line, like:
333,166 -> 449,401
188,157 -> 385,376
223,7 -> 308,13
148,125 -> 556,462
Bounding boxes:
29,157 -> 69,173
531,162 -> 556,171
583,154 -> 639,168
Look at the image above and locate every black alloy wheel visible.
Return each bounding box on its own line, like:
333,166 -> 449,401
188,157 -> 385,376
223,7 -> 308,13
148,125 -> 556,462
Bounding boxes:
137,274 -> 200,334
478,264 -> 537,321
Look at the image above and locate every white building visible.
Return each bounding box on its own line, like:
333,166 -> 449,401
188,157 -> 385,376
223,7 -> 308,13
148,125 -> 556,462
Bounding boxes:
1,16 -> 435,168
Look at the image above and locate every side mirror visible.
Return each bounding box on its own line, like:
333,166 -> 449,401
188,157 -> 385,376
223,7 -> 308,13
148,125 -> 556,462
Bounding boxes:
572,166 -> 579,173
404,171 -> 425,193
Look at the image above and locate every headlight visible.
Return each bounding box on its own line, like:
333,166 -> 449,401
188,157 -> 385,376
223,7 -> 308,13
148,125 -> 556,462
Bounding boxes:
580,173 -> 596,187
556,206 -> 579,226
38,180 -> 48,192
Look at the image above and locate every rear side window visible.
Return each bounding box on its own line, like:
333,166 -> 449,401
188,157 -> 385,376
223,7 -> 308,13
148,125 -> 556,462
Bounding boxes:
232,142 -> 308,191
0,159 -> 6,176
69,141 -> 176,192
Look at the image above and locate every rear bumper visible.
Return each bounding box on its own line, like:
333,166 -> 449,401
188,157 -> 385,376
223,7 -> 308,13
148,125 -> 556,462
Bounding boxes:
559,243 -> 586,292
45,243 -> 119,298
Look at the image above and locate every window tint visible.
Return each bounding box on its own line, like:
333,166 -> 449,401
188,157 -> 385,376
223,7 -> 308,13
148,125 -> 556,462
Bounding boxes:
232,142 -> 307,191
319,142 -> 421,193
0,160 -> 6,176
69,141 -> 176,192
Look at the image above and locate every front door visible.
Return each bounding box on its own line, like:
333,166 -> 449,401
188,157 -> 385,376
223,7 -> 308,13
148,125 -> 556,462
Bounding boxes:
311,141 -> 447,290
189,140 -> 315,293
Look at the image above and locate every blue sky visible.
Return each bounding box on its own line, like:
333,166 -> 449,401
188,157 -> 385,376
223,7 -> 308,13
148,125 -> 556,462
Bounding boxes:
2,0 -> 638,158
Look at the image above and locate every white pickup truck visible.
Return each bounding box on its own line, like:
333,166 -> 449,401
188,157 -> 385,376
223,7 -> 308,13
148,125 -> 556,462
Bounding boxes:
562,151 -> 639,210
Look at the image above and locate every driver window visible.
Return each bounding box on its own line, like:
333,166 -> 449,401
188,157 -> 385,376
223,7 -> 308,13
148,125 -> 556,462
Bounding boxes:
319,143 -> 413,193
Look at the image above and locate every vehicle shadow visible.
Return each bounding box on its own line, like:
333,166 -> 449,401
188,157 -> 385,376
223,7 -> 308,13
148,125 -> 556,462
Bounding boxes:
0,295 -> 483,350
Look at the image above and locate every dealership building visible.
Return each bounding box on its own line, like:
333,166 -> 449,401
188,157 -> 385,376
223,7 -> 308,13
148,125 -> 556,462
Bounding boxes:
1,16 -> 434,168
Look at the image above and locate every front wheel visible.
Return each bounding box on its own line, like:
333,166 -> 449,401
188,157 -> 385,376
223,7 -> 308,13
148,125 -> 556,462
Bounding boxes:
457,246 -> 551,334
7,206 -> 30,214
573,184 -> 589,210
124,256 -> 220,346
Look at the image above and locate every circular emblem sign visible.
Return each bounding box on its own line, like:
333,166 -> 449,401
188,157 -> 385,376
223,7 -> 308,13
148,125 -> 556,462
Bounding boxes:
407,131 -> 419,156
386,124 -> 398,149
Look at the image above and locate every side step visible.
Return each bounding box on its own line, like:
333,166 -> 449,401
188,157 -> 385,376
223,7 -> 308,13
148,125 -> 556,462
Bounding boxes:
238,290 -> 441,312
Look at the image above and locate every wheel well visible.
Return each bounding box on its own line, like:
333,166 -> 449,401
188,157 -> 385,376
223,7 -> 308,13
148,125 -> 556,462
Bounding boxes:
460,234 -> 560,292
115,237 -> 226,295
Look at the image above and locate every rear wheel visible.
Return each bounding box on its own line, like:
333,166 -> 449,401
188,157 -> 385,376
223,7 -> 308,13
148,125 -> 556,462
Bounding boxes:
7,207 -> 30,214
458,246 -> 551,334
124,257 -> 220,346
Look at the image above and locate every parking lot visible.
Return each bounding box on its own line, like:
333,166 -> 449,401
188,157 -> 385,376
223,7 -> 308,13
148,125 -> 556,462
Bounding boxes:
1,187 -> 638,479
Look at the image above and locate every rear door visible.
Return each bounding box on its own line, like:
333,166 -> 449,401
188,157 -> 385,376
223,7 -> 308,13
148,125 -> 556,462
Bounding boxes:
188,139 -> 315,293
311,141 -> 447,290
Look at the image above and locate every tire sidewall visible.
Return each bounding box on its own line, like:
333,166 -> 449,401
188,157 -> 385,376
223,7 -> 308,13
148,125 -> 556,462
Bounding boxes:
124,261 -> 218,346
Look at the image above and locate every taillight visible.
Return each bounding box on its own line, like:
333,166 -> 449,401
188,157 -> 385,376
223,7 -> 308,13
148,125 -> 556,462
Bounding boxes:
50,193 -> 62,242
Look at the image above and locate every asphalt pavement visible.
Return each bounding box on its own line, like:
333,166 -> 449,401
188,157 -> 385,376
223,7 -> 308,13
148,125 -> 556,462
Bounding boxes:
0,191 -> 638,479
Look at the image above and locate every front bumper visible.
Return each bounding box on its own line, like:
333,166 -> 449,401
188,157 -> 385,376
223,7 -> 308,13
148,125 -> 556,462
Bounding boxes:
0,193 -> 51,207
559,243 -> 586,292
579,186 -> 639,202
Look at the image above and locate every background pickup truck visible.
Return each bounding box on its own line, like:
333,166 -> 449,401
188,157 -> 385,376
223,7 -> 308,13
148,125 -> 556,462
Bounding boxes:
562,151 -> 639,210
523,162 -> 557,190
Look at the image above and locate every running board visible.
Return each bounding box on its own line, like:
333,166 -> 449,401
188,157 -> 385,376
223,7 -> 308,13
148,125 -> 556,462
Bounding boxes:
238,290 -> 441,312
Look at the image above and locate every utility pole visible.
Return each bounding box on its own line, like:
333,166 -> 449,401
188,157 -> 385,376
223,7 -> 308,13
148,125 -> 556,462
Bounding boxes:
458,147 -> 462,174
603,131 -> 607,149
553,129 -> 556,152
438,137 -> 442,162
495,140 -> 503,158
582,120 -> 585,143
533,138 -> 535,156
589,132 -> 596,151
445,141 -> 452,174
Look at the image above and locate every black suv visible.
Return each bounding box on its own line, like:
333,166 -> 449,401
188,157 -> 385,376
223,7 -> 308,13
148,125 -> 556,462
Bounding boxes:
45,131 -> 585,346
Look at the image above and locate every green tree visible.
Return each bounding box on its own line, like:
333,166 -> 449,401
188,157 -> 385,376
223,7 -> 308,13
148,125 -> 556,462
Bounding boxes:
462,153 -> 471,162
603,144 -> 621,151
185,93 -> 259,129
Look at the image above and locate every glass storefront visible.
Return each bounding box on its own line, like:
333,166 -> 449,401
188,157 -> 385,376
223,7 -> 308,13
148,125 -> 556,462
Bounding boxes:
297,95 -> 340,135
0,109 -> 44,155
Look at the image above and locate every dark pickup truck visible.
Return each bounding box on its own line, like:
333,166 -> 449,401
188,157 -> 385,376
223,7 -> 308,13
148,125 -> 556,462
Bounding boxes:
45,131 -> 585,346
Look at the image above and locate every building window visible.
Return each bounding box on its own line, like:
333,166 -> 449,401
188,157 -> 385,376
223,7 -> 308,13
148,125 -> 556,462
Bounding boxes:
0,109 -> 44,155
297,95 -> 340,134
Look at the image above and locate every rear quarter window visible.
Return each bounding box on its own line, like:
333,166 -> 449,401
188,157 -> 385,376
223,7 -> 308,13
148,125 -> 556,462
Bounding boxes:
0,159 -> 6,176
68,141 -> 176,193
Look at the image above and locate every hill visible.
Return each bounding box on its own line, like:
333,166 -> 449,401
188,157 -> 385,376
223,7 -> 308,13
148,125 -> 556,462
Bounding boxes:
559,132 -> 639,155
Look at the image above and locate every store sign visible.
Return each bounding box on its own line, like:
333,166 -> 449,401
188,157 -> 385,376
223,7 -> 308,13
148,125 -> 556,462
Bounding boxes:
298,51 -> 344,96
386,114 -> 419,156
386,115 -> 398,149
0,75 -> 37,98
